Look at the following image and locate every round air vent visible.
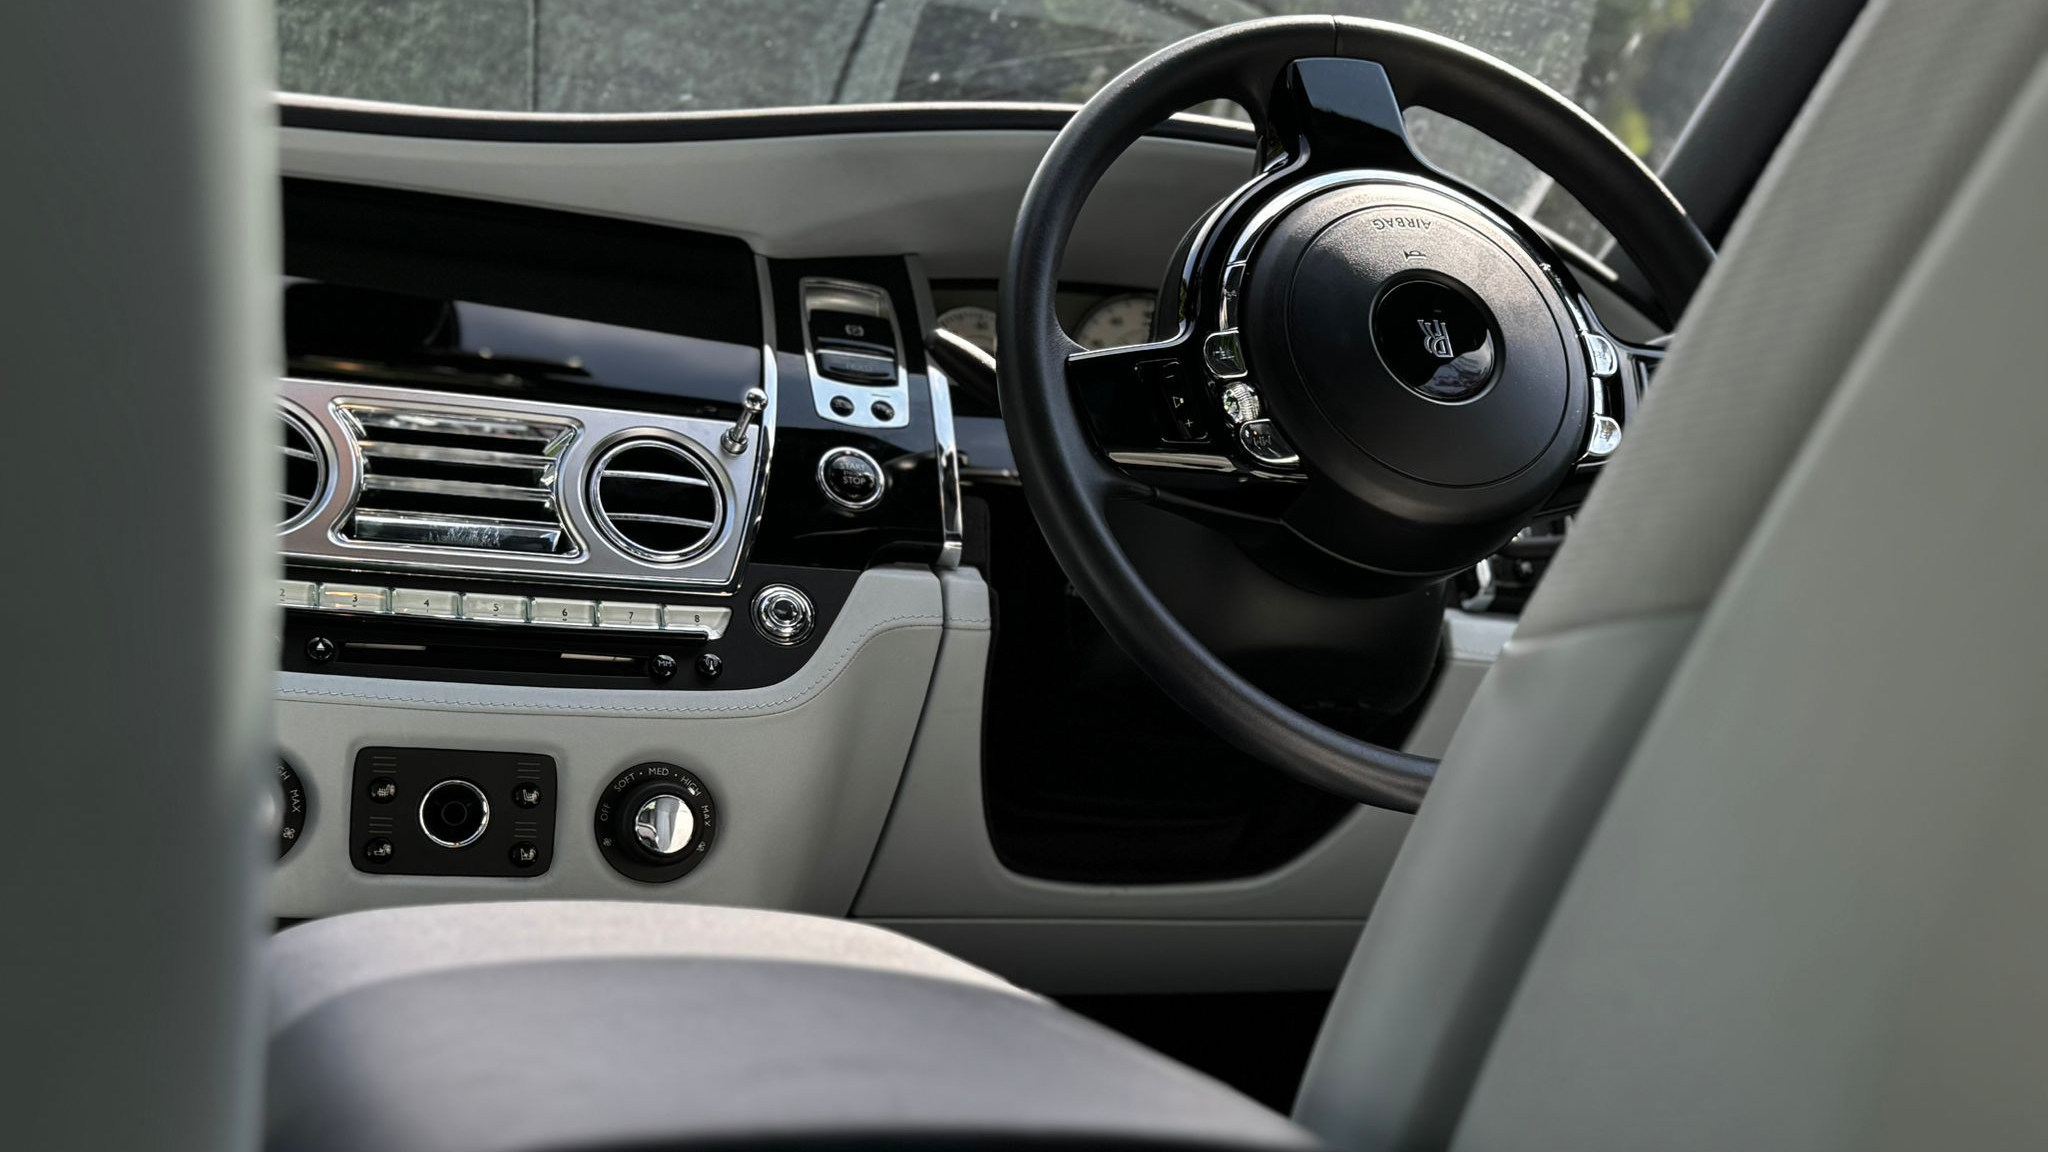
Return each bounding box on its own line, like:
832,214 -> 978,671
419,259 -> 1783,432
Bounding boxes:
279,406 -> 326,530
588,437 -> 725,563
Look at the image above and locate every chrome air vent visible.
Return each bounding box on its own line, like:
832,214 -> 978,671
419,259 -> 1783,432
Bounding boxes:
335,402 -> 580,557
278,406 -> 327,530
588,438 -> 724,563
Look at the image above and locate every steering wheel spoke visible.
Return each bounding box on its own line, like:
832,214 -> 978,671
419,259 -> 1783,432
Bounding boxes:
1262,56 -> 1428,175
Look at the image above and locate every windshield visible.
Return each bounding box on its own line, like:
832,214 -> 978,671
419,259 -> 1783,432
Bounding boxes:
280,0 -> 1767,245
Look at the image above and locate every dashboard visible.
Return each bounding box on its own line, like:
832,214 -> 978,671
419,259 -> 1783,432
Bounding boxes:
262,113 -> 1586,992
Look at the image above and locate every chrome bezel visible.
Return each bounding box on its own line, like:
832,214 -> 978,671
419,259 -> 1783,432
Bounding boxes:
417,778 -> 490,849
585,433 -> 729,565
752,583 -> 815,646
814,446 -> 887,511
276,401 -> 333,533
277,377 -> 760,591
798,277 -> 912,430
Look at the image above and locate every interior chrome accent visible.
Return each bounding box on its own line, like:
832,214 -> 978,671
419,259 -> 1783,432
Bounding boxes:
720,387 -> 769,455
335,400 -> 577,556
815,446 -> 888,511
279,377 -> 762,588
277,404 -> 329,531
586,436 -> 726,564
799,277 -> 911,429
752,583 -> 815,645
926,363 -> 965,568
632,793 -> 696,857
416,779 -> 490,849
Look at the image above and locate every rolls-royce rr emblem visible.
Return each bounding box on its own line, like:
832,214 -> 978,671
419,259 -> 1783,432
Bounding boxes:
1417,318 -> 1455,359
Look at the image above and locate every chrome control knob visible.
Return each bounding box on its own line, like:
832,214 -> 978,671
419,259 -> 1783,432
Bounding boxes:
752,583 -> 814,645
632,793 -> 696,857
594,762 -> 717,882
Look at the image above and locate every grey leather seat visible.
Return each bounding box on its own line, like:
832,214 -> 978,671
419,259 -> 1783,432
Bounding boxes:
265,903 -> 1315,1150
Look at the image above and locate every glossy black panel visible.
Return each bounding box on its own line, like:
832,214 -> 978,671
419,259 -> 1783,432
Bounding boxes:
283,179 -> 761,416
751,257 -> 945,568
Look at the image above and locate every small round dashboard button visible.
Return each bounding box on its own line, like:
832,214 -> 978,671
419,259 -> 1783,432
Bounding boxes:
829,395 -> 856,417
817,446 -> 886,510
752,584 -> 815,646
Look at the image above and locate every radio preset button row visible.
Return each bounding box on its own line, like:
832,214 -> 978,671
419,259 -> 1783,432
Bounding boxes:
283,582 -> 731,638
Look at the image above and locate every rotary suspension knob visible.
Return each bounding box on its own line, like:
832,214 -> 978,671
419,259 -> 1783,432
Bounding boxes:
594,762 -> 716,882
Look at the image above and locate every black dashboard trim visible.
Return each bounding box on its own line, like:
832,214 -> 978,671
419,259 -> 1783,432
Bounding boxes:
277,96 -> 1260,149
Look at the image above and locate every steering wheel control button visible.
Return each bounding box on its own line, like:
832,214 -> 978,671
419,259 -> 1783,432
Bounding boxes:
1586,414 -> 1623,458
1204,329 -> 1249,379
753,584 -> 816,646
1584,331 -> 1620,377
817,446 -> 886,510
596,601 -> 661,630
1220,381 -> 1263,425
595,762 -> 717,882
350,747 -> 557,877
1370,279 -> 1501,403
1239,419 -> 1300,466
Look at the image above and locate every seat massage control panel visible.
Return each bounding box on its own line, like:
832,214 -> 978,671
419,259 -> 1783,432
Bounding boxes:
336,746 -> 717,883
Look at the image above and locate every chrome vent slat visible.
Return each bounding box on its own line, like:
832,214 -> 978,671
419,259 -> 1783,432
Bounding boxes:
606,512 -> 714,529
598,469 -> 711,488
357,440 -> 555,471
351,510 -> 565,554
335,400 -> 579,557
278,407 -> 326,530
345,406 -> 576,447
361,474 -> 556,505
590,438 -> 724,564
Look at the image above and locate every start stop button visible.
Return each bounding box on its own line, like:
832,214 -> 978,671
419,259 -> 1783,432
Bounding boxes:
817,446 -> 885,510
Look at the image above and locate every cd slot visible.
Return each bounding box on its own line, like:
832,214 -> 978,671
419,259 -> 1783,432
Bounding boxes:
335,638 -> 658,680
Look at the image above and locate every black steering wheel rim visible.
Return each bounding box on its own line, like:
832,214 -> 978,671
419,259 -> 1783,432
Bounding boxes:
998,16 -> 1712,811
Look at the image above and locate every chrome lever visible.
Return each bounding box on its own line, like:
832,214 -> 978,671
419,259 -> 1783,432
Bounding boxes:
721,387 -> 768,455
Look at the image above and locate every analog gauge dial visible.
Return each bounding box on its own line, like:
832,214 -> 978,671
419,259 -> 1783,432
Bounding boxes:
1074,293 -> 1158,351
936,305 -> 999,355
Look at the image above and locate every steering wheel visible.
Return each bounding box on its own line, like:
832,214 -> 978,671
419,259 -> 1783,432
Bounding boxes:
997,17 -> 1712,811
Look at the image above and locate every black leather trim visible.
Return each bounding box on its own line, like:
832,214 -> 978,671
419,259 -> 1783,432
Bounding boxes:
277,95 -> 1260,148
